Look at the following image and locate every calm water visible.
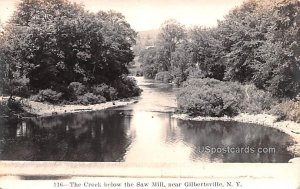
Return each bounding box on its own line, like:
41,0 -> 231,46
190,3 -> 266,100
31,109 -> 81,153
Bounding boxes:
0,77 -> 295,162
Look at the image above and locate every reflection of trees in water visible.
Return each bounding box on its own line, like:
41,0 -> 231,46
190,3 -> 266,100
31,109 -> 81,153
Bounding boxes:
0,118 -> 40,160
0,114 -> 294,162
0,110 -> 134,161
176,120 -> 294,162
164,116 -> 182,144
0,118 -> 18,139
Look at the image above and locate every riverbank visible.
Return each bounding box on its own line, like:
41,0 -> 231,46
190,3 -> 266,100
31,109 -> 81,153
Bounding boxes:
20,98 -> 139,117
172,113 -> 300,158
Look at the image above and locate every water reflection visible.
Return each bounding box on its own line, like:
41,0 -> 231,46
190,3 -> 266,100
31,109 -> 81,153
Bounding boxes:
0,111 -> 133,162
124,112 -> 191,163
176,120 -> 293,163
0,77 -> 295,163
0,111 -> 294,162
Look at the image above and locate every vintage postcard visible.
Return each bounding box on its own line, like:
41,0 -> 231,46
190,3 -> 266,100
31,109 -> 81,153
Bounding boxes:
0,0 -> 299,188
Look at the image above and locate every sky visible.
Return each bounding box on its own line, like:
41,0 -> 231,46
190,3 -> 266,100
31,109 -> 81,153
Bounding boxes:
0,0 -> 244,31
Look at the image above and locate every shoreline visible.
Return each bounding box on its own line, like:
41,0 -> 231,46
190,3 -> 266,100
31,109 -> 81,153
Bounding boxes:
20,97 -> 139,117
172,113 -> 300,160
3,95 -> 300,162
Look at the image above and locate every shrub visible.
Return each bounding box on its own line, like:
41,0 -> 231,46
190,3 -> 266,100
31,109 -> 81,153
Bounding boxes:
0,98 -> 24,116
269,103 -> 287,121
31,89 -> 63,104
11,77 -> 31,97
113,76 -> 142,98
92,84 -> 117,101
278,99 -> 300,123
68,82 -> 86,96
135,68 -> 143,77
155,71 -> 173,83
1,77 -> 30,98
7,98 -> 23,112
288,101 -> 300,123
0,102 -> 10,116
76,93 -> 106,105
171,68 -> 189,86
187,69 -> 207,80
143,65 -> 158,79
173,77 -> 182,86
177,78 -> 244,117
56,85 -> 77,102
240,84 -> 276,114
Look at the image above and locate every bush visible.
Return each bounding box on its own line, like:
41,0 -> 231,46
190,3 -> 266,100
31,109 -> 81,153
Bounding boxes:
177,78 -> 244,117
11,77 -> 31,97
0,101 -> 10,115
187,69 -> 207,80
113,76 -> 142,98
268,103 -> 287,121
135,68 -> 143,77
31,89 -> 63,104
92,84 -> 117,101
7,98 -> 23,112
1,77 -> 30,98
287,101 -> 300,123
155,71 -> 173,83
143,65 -> 158,79
56,85 -> 77,102
0,98 -> 24,116
240,84 -> 276,114
171,68 -> 191,86
276,98 -> 300,123
76,93 -> 106,105
68,82 -> 86,96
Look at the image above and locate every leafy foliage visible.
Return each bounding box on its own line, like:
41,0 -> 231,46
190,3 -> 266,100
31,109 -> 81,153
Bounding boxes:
272,98 -> 300,122
219,0 -> 300,98
284,99 -> 300,123
0,0 -> 140,104
239,85 -> 276,114
112,76 -> 142,98
76,93 -> 106,105
31,89 -> 63,104
139,47 -> 159,79
138,20 -> 187,80
68,82 -> 86,96
177,78 -> 278,117
177,79 -> 244,117
0,98 -> 24,117
91,83 -> 117,101
138,0 -> 300,99
155,71 -> 173,83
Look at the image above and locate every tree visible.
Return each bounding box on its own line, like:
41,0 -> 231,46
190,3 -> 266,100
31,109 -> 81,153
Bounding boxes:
252,0 -> 300,97
216,0 -> 265,83
217,0 -> 300,97
188,27 -> 225,80
1,0 -> 140,102
157,19 -> 186,71
170,41 -> 193,85
138,0 -> 300,98
0,20 -> 5,95
138,47 -> 159,79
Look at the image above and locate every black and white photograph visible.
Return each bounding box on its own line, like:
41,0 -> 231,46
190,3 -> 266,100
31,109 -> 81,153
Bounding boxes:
0,0 -> 300,188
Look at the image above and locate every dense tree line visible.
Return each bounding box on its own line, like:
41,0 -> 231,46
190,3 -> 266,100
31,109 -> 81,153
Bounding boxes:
139,0 -> 300,99
0,0 -> 141,104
